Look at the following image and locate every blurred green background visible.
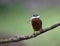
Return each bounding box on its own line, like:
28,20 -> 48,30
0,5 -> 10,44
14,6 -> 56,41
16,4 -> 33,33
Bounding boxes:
0,0 -> 60,46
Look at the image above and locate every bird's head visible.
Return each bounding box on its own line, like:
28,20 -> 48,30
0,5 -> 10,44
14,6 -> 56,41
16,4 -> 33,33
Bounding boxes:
31,13 -> 40,19
33,13 -> 38,17
28,13 -> 40,22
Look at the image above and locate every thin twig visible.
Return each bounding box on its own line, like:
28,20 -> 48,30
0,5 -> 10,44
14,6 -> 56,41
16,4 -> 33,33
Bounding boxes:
0,22 -> 60,44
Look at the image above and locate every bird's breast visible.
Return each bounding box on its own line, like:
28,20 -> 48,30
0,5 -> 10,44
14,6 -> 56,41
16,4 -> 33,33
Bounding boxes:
31,18 -> 42,31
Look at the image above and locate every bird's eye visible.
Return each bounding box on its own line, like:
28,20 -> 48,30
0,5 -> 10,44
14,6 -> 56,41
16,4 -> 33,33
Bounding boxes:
33,14 -> 38,17
33,15 -> 35,16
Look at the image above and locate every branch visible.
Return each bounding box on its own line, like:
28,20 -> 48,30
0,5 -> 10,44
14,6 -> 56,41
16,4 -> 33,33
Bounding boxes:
0,22 -> 60,44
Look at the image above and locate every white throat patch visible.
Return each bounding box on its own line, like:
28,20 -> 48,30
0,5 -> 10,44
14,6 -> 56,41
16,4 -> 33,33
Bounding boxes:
31,16 -> 40,20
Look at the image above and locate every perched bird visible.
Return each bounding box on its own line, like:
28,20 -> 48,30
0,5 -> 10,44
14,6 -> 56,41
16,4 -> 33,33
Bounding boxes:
31,13 -> 42,34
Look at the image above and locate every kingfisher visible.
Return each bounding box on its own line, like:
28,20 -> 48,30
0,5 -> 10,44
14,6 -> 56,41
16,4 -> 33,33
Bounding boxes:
31,13 -> 42,35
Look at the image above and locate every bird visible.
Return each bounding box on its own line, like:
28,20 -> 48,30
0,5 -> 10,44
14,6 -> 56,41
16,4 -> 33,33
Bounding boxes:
31,13 -> 42,35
